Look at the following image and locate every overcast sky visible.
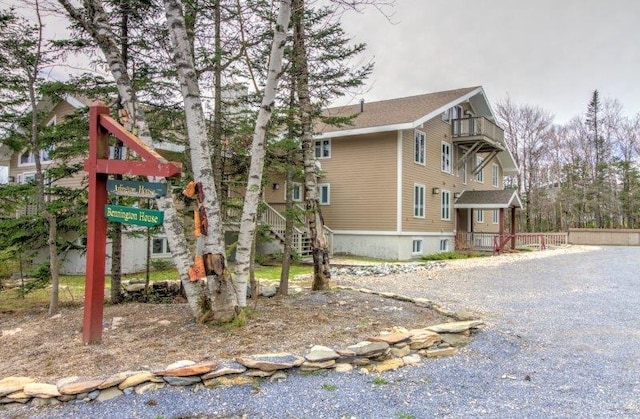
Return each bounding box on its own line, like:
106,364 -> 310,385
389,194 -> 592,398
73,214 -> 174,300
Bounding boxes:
337,0 -> 640,124
2,0 -> 638,126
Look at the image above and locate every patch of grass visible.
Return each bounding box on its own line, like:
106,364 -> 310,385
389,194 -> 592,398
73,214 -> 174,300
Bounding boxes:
370,377 -> 388,385
421,251 -> 488,261
395,413 -> 416,419
120,268 -> 180,282
332,253 -> 396,263
254,264 -> 312,281
220,307 -> 258,329
251,377 -> 263,392
321,383 -> 338,391
0,275 -> 86,314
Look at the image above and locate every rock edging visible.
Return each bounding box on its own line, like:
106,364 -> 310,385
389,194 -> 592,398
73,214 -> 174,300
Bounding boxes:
0,283 -> 481,409
0,317 -> 483,409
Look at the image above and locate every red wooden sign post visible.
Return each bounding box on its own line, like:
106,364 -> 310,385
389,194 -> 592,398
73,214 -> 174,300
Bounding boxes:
83,102 -> 182,344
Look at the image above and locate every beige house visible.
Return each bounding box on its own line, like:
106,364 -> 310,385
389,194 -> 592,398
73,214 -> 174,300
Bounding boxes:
263,86 -> 521,259
4,87 -> 522,268
2,96 -> 179,274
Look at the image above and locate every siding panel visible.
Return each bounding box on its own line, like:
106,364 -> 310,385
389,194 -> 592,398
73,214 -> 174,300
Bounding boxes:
319,133 -> 396,231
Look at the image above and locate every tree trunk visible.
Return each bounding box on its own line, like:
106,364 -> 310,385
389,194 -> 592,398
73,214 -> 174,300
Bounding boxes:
58,0 -> 205,317
164,0 -> 239,321
292,0 -> 330,290
234,0 -> 292,307
110,0 -> 129,306
46,213 -> 60,316
27,0 -> 61,315
278,168 -> 294,296
212,0 -> 223,199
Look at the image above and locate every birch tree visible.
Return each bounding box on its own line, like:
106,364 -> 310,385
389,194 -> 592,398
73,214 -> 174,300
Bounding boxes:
234,0 -> 292,307
57,0 -> 215,318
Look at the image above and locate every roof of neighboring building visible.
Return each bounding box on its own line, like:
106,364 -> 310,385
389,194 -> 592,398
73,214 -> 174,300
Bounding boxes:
454,189 -> 523,209
35,94 -> 92,114
315,86 -> 483,137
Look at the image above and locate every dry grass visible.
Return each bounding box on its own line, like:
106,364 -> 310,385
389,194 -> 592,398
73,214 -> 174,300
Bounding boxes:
0,285 -> 448,382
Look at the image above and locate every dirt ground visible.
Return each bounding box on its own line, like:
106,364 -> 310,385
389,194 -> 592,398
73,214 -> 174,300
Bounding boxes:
0,283 -> 449,383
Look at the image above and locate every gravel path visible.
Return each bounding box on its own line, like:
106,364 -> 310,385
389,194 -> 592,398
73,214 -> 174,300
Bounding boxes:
12,245 -> 640,418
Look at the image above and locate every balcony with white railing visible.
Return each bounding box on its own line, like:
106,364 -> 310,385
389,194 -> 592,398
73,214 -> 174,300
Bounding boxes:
451,117 -> 505,153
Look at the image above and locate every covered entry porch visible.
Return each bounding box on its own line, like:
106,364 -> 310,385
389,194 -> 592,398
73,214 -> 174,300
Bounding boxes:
454,189 -> 523,253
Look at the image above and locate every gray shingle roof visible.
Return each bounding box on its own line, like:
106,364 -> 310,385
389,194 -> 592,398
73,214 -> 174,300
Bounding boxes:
316,87 -> 480,134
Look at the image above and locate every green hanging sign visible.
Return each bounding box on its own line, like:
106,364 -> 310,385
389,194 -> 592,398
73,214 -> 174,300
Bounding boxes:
107,180 -> 167,198
105,204 -> 164,227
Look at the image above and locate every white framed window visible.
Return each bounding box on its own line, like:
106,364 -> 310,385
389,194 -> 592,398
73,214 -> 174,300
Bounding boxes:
476,210 -> 484,223
151,237 -> 171,256
287,182 -> 303,202
441,190 -> 451,220
318,183 -> 330,205
16,172 -> 36,184
492,209 -> 499,224
314,139 -> 331,159
441,142 -> 451,173
18,150 -> 52,166
492,164 -> 499,187
475,157 -> 484,183
413,184 -> 425,218
412,239 -> 423,255
439,239 -> 448,252
414,130 -> 425,165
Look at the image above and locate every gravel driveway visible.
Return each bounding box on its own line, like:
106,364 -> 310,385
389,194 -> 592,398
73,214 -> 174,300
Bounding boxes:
16,245 -> 640,418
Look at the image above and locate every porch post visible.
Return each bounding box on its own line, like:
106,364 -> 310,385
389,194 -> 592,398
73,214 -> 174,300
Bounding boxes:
454,208 -> 459,250
499,208 -> 505,235
510,206 -> 516,250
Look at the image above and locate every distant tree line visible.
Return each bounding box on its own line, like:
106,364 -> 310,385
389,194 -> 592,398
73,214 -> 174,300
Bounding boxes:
497,90 -> 640,232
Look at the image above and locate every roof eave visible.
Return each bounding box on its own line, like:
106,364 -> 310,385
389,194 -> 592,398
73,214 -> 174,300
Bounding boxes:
315,123 -> 413,139
454,203 -> 512,209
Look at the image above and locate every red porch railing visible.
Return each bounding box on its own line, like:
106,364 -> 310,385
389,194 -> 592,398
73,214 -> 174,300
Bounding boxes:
456,232 -> 567,253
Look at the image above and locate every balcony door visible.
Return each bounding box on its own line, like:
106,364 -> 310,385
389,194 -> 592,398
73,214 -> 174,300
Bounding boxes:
451,105 -> 463,136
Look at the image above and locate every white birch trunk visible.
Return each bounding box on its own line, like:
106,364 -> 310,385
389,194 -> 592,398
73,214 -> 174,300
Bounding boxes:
58,0 -> 203,316
234,0 -> 292,307
164,0 -> 238,320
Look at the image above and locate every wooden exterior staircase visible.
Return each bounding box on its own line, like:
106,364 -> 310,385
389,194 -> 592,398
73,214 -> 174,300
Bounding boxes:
225,202 -> 333,257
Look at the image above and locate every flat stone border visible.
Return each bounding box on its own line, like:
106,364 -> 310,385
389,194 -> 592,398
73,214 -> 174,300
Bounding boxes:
0,287 -> 483,409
